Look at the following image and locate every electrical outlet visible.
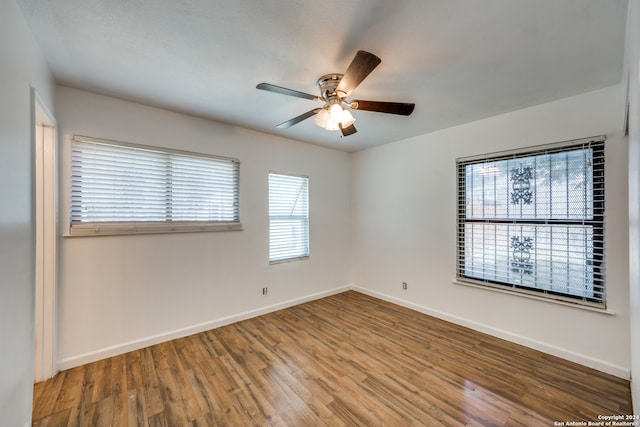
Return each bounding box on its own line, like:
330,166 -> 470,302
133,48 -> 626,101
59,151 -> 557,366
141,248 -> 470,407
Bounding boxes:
262,287 -> 268,295
402,282 -> 408,290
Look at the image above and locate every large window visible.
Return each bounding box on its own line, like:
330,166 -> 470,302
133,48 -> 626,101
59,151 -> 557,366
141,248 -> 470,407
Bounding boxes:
269,172 -> 309,263
456,137 -> 605,307
69,135 -> 241,235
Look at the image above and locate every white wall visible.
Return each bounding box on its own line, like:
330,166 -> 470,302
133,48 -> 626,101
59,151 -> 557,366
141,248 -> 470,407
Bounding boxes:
626,0 -> 640,413
352,84 -> 630,378
2,2 -> 634,421
0,0 -> 55,425
55,86 -> 352,368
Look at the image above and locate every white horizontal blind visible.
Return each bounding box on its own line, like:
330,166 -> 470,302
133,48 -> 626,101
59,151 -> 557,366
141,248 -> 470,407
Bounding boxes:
269,173 -> 309,263
456,137 -> 605,307
70,136 -> 241,235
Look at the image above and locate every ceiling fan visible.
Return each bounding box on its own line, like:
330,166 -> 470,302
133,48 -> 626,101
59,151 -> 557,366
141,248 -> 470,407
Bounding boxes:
256,50 -> 415,137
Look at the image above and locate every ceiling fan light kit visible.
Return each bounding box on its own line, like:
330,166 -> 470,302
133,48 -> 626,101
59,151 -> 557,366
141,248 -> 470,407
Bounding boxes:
256,50 -> 415,137
313,107 -> 355,131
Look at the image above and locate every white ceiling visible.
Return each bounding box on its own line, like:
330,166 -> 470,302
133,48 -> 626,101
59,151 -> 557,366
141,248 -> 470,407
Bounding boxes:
17,0 -> 628,152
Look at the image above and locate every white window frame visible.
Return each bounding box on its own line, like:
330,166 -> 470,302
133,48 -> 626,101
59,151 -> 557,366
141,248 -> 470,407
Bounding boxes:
68,135 -> 241,236
456,136 -> 606,308
268,172 -> 309,264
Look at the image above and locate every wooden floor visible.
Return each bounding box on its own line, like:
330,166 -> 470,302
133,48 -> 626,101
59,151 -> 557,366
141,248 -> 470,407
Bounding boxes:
33,291 -> 631,426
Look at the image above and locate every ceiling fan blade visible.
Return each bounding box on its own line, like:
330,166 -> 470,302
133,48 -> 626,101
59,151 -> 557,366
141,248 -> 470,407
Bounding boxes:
349,100 -> 415,116
256,83 -> 322,101
336,50 -> 381,96
276,108 -> 322,129
339,123 -> 357,137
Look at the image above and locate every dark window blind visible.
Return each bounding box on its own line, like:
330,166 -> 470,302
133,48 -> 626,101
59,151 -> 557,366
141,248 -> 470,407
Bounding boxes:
456,137 -> 605,307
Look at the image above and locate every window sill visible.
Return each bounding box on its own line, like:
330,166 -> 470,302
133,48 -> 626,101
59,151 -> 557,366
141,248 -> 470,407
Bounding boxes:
65,221 -> 243,237
269,255 -> 309,265
452,279 -> 615,315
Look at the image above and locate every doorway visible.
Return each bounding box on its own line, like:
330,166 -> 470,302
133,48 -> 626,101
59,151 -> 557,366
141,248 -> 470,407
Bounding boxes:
33,89 -> 57,382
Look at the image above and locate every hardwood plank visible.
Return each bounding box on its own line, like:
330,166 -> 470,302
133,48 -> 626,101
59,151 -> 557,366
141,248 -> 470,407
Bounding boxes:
150,344 -> 189,425
139,347 -> 164,417
91,357 -> 112,403
110,354 -> 128,427
62,363 -> 97,426
32,379 -> 46,405
185,366 -> 217,418
196,356 -> 251,426
126,388 -> 148,427
163,341 -> 203,421
32,369 -> 66,420
125,350 -> 144,392
88,395 -> 114,427
171,336 -> 199,371
32,408 -> 71,427
50,366 -> 84,414
33,291 -> 632,425
147,411 -> 168,427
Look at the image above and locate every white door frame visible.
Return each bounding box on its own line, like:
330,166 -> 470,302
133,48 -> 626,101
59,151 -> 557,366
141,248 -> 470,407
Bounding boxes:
32,88 -> 57,382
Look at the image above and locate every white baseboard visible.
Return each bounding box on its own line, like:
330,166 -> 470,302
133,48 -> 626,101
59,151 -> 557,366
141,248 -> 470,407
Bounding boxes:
57,285 -> 351,371
352,286 -> 631,380
58,284 -> 630,380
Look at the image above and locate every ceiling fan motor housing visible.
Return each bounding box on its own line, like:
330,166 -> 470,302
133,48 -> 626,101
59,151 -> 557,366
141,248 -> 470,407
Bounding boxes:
317,74 -> 344,100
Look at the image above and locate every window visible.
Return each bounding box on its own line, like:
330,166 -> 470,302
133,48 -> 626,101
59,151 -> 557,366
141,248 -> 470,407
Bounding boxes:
456,137 -> 605,307
269,172 -> 309,263
69,135 -> 241,235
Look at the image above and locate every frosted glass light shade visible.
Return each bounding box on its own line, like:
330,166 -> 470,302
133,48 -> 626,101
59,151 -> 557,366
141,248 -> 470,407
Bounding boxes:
329,103 -> 343,123
325,118 -> 340,130
341,109 -> 355,127
313,108 -> 329,128
314,105 -> 354,131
